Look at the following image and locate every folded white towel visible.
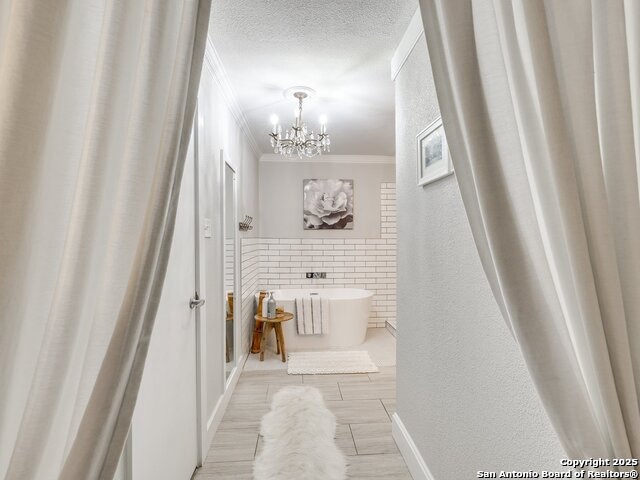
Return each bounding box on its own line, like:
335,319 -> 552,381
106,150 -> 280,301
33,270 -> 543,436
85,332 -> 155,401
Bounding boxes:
321,297 -> 330,334
295,294 -> 329,335
303,296 -> 313,334
295,297 -> 306,334
310,295 -> 321,334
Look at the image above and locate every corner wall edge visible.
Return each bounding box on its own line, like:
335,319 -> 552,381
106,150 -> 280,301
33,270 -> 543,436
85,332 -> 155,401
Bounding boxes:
203,37 -> 263,159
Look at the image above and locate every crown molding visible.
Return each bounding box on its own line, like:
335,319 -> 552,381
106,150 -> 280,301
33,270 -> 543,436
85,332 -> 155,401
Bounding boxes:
259,154 -> 395,164
391,8 -> 425,81
203,37 -> 262,159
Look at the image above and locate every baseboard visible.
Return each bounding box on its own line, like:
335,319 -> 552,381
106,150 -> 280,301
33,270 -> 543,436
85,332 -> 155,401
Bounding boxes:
386,320 -> 397,337
392,413 -> 435,480
205,353 -> 244,447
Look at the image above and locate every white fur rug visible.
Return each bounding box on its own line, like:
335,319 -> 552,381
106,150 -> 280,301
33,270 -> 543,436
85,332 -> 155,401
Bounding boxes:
254,386 -> 346,480
287,350 -> 379,374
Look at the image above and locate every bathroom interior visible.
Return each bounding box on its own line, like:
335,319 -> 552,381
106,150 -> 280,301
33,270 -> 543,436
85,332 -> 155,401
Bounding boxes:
7,0 -> 629,478
121,1 -> 412,478
113,1 -> 569,478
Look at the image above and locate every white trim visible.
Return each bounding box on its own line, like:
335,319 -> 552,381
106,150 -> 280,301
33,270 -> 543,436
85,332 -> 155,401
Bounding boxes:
203,37 -> 262,159
205,353 -> 244,446
391,8 -> 425,81
222,152 -> 242,389
259,154 -> 395,164
392,413 -> 436,480
193,116 -> 208,467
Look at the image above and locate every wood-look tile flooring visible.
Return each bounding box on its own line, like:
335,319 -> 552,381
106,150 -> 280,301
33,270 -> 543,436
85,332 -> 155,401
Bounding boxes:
193,366 -> 410,479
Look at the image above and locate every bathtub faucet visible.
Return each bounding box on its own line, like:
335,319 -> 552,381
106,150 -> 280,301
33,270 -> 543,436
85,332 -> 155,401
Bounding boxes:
305,272 -> 327,279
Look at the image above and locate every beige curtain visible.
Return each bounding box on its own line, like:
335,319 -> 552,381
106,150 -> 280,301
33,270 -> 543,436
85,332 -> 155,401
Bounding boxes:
0,0 -> 210,478
420,0 -> 640,462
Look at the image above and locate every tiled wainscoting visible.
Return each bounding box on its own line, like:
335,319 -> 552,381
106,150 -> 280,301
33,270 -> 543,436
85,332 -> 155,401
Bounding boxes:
255,183 -> 397,329
380,183 -> 397,331
240,238 -> 260,354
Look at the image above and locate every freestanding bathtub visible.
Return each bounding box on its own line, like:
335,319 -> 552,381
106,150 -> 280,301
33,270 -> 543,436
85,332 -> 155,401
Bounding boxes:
256,288 -> 373,351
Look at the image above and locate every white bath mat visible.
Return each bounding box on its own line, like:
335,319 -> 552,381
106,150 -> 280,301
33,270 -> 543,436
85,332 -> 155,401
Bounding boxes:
287,350 -> 379,375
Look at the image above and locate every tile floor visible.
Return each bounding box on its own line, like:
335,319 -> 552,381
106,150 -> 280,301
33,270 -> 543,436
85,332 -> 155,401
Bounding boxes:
194,365 -> 410,479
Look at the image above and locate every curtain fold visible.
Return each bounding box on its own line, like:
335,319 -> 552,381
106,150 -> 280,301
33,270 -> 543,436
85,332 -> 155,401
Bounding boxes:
420,0 -> 640,462
0,0 -> 211,478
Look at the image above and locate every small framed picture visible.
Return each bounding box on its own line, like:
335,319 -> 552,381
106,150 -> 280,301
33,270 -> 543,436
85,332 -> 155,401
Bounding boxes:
416,117 -> 453,186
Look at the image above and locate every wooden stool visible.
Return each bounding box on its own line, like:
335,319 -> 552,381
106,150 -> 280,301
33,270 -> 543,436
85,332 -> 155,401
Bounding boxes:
254,312 -> 293,362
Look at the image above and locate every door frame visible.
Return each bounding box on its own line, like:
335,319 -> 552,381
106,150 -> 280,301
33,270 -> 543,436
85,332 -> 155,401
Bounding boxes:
200,149 -> 245,453
193,112 -> 207,466
221,150 -> 241,385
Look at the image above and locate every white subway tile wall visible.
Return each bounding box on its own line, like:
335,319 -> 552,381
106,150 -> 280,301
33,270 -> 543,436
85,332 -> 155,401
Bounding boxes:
240,238 -> 260,354
258,183 -> 396,328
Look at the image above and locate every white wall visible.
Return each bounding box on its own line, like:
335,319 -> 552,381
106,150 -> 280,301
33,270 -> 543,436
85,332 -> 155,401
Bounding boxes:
394,18 -> 564,479
239,139 -> 260,355
197,41 -> 260,441
259,155 -> 395,238
257,156 -> 397,327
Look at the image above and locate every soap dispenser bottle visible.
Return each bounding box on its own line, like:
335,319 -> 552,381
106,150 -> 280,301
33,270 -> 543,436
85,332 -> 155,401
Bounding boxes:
260,293 -> 268,317
267,291 -> 276,319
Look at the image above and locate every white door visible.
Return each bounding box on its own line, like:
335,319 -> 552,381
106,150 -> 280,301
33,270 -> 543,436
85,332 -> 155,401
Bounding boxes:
130,135 -> 199,480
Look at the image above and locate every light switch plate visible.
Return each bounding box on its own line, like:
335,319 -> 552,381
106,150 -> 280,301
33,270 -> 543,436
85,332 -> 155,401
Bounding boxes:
203,218 -> 212,238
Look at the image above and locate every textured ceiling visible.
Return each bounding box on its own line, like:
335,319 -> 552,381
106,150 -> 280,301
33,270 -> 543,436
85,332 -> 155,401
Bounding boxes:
209,0 -> 418,156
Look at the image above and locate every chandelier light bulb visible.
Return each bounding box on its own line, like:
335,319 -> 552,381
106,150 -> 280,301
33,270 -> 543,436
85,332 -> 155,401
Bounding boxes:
269,114 -> 279,134
319,114 -> 327,134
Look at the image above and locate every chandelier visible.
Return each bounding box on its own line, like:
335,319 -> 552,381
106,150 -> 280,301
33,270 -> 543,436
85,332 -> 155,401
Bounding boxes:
269,88 -> 330,158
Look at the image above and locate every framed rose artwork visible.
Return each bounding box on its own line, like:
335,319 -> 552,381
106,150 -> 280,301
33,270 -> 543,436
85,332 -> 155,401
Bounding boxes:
303,179 -> 354,230
417,117 -> 453,186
